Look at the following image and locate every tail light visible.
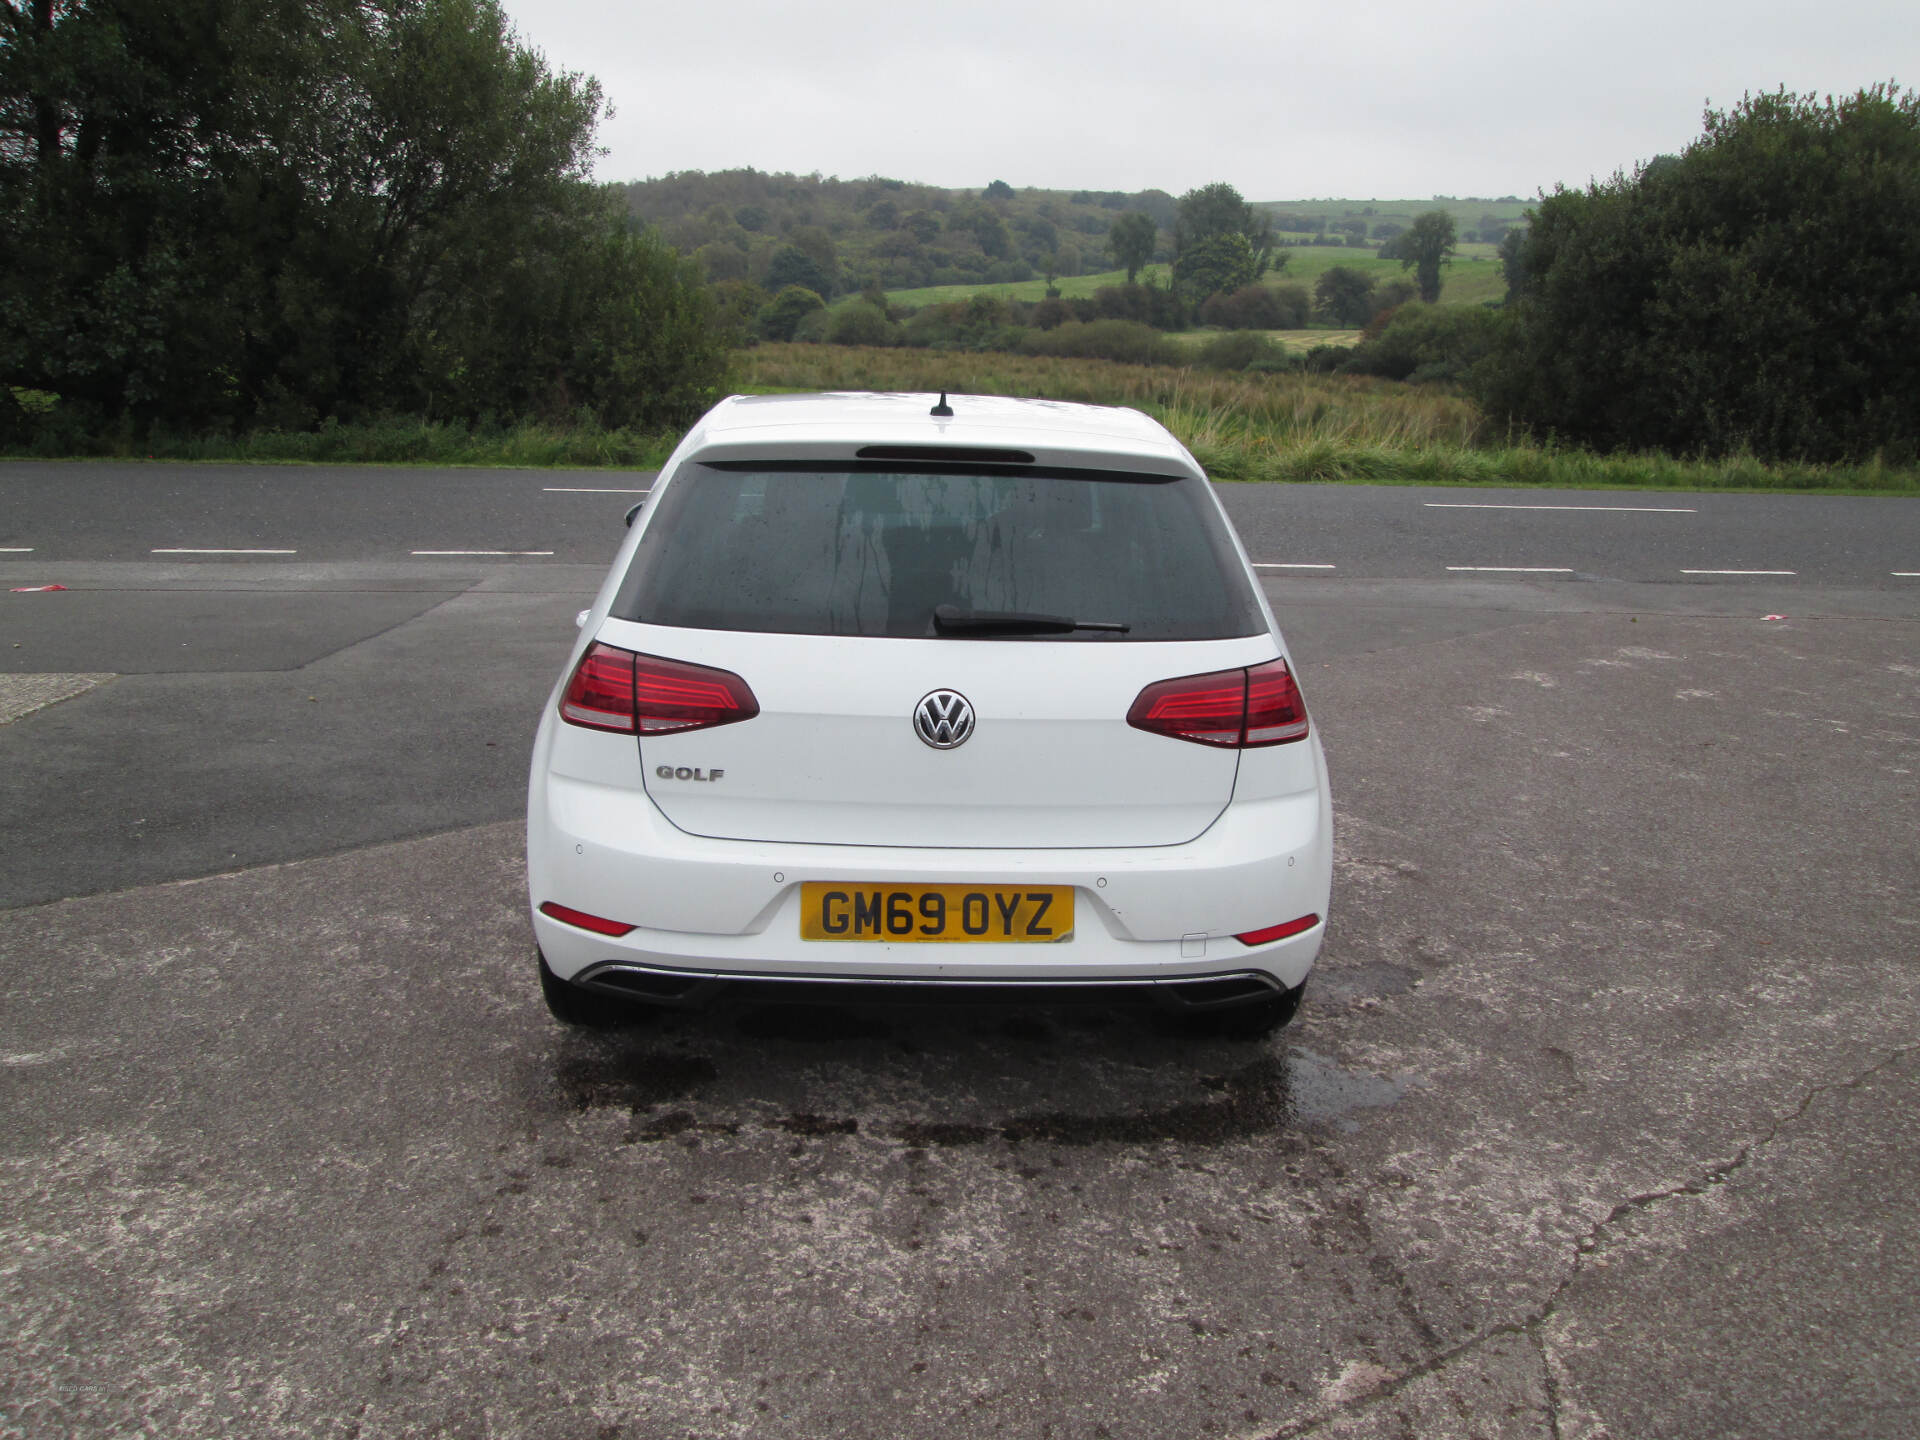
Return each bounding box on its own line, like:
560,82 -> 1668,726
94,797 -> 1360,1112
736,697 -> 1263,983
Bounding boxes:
560,644 -> 759,735
1127,658 -> 1308,748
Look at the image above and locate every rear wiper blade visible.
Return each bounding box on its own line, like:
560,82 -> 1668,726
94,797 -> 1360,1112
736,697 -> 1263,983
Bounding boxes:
933,604 -> 1129,634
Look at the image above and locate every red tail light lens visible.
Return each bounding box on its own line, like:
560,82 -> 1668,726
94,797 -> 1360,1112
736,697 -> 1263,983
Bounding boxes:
1244,659 -> 1309,745
1127,667 -> 1247,746
1127,658 -> 1308,748
560,643 -> 639,732
560,645 -> 759,735
632,653 -> 759,733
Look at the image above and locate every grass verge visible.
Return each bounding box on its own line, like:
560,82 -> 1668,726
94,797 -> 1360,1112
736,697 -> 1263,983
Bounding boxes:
10,349 -> 1917,494
0,414 -> 678,469
734,344 -> 1920,495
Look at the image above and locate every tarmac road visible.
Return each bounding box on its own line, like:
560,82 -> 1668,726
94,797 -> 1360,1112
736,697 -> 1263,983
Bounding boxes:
2,463 -> 1918,1438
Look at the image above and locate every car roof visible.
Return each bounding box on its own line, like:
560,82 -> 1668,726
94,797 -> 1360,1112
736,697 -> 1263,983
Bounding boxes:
676,391 -> 1201,476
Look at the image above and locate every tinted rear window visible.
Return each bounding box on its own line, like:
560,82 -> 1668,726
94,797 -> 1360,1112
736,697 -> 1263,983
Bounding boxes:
612,463 -> 1265,641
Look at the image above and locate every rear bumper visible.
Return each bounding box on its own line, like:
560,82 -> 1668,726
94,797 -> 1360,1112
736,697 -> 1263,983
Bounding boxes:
565,961 -> 1298,1013
527,733 -> 1333,992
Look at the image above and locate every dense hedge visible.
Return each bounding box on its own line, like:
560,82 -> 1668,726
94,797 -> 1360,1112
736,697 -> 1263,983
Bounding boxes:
1480,86 -> 1920,462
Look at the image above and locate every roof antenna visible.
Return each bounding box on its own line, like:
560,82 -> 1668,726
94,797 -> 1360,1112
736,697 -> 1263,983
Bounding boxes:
930,390 -> 954,418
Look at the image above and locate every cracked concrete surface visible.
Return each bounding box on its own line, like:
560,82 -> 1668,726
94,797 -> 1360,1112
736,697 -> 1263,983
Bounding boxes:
2,609 -> 1917,1437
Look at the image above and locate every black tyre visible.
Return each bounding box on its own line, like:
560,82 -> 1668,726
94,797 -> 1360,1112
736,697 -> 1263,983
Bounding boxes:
1191,981 -> 1304,1041
537,950 -> 655,1029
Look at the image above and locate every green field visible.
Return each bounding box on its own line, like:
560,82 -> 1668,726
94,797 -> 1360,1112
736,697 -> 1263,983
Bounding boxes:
885,250 -> 1507,312
1164,329 -> 1364,352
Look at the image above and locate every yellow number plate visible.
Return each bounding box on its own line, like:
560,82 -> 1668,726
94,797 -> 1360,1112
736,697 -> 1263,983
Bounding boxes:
800,883 -> 1074,943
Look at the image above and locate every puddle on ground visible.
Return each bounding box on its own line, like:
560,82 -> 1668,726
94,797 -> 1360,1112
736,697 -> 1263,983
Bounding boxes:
538,999 -> 1408,1149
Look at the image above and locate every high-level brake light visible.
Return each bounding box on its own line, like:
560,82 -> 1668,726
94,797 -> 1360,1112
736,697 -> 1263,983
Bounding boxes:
1127,658 -> 1308,748
560,643 -> 759,735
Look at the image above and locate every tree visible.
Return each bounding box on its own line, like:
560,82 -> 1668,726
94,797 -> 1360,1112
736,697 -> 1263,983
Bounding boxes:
1479,85 -> 1920,462
1106,211 -> 1157,283
757,285 -> 825,342
984,179 -> 1014,200
764,243 -> 834,297
1174,182 -> 1275,282
1390,210 -> 1457,302
1170,183 -> 1277,303
1174,232 -> 1259,304
1496,226 -> 1530,302
0,0 -> 726,433
1313,267 -> 1377,327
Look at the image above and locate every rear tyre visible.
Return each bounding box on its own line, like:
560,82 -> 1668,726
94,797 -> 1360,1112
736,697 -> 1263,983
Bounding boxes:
538,950 -> 655,1029
1191,981 -> 1304,1041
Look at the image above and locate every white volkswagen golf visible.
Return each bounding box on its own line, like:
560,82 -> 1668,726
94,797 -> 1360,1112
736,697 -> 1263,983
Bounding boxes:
527,391 -> 1332,1037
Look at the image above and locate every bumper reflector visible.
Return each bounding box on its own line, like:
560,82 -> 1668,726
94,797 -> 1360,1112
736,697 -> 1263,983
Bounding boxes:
1235,913 -> 1320,946
539,901 -> 636,937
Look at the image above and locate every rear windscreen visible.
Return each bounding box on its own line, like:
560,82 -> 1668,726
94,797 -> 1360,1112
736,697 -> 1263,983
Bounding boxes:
612,462 -> 1265,641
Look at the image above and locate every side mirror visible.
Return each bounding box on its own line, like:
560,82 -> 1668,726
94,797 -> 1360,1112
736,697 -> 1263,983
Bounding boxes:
625,501 -> 645,527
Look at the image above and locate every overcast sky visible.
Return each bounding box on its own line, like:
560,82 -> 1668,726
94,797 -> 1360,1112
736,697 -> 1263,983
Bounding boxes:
498,0 -> 1914,201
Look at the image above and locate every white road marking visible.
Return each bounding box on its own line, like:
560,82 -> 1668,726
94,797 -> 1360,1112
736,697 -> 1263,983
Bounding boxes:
0,547 -> 34,552
1895,572 -> 1920,578
1446,566 -> 1574,573
1681,569 -> 1795,576
1425,502 -> 1696,513
1253,562 -> 1335,570
543,487 -> 649,494
152,548 -> 296,555
410,549 -> 554,556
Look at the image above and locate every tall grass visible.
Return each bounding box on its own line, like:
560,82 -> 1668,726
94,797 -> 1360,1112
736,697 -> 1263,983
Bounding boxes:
734,344 -> 1920,494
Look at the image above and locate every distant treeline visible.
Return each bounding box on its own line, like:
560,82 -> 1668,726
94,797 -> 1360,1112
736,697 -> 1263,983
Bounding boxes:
624,170 -> 1182,295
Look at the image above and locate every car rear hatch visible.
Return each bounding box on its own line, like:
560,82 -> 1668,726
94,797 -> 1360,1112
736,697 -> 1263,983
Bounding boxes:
600,457 -> 1275,849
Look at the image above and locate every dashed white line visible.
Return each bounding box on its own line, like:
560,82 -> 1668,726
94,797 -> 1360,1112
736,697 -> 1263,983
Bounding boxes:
1681,569 -> 1795,576
1253,562 -> 1335,570
410,549 -> 554,556
152,547 -> 296,555
1894,572 -> 1920,577
0,547 -> 34,553
1425,503 -> 1696,513
543,487 -> 649,494
1446,566 -> 1574,573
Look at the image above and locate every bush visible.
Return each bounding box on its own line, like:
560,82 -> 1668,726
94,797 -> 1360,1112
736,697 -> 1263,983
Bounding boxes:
1089,281 -> 1188,330
1198,283 -> 1309,330
1020,320 -> 1184,366
1302,345 -> 1351,374
1195,331 -> 1296,372
1313,267 -> 1377,326
1031,297 -> 1072,330
1344,304 -> 1508,383
826,302 -> 898,347
791,306 -> 833,344
1368,279 -> 1418,326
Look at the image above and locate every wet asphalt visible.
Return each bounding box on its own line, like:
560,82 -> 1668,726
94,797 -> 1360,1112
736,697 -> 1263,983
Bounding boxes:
2,465 -> 1918,1438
